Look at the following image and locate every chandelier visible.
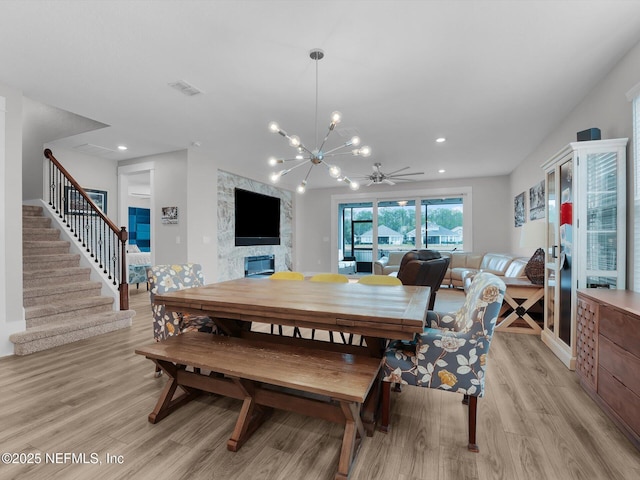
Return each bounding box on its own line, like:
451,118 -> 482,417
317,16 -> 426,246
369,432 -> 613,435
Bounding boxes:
268,49 -> 371,194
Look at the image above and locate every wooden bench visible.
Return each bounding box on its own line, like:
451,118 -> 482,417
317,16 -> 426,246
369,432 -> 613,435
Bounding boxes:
135,332 -> 381,480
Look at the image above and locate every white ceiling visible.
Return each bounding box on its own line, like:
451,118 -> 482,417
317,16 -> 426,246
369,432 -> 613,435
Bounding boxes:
2,1 -> 640,191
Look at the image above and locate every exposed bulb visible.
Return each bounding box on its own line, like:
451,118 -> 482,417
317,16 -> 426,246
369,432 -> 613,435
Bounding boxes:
268,121 -> 280,133
350,136 -> 361,146
270,172 -> 281,183
295,154 -> 304,160
297,180 -> 307,194
329,164 -> 341,178
330,111 -> 342,124
359,146 -> 371,157
289,135 -> 301,147
268,156 -> 279,166
349,180 -> 360,191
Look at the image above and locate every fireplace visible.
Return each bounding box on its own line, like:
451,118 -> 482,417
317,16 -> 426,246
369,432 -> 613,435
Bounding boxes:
244,255 -> 275,278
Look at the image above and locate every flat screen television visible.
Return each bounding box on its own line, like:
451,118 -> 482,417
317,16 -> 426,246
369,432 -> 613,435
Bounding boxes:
234,188 -> 281,246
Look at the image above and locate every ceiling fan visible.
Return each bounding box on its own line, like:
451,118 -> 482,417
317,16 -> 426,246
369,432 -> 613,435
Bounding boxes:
359,162 -> 424,186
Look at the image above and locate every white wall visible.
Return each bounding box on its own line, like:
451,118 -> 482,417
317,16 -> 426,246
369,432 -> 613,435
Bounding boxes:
509,38 -> 640,286
295,174 -> 511,273
187,148 -> 218,281
41,145 -> 119,220
0,82 -> 25,357
120,150 -> 190,266
22,97 -> 106,201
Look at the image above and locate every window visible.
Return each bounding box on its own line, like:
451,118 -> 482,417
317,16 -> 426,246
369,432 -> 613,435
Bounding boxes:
421,197 -> 464,251
335,189 -> 470,273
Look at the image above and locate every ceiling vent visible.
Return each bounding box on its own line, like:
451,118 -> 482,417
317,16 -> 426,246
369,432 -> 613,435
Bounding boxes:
168,80 -> 203,96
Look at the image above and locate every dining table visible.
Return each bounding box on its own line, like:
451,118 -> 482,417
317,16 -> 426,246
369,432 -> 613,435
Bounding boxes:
153,276 -> 431,432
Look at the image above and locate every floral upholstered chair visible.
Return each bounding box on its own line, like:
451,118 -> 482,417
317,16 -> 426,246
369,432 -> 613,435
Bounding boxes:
381,271 -> 505,452
147,264 -> 218,342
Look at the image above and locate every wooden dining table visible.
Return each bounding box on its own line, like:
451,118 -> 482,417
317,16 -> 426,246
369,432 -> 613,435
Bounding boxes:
154,276 -> 431,432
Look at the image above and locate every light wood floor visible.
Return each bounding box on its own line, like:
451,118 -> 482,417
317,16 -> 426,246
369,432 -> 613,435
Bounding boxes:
0,287 -> 638,480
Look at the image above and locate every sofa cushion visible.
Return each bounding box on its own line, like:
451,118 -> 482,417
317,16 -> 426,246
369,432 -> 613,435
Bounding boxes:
504,257 -> 528,278
479,253 -> 516,276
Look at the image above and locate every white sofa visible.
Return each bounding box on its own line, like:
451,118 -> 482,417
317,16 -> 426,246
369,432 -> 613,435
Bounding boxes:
439,251 -> 529,288
373,251 -> 406,275
375,250 -> 530,288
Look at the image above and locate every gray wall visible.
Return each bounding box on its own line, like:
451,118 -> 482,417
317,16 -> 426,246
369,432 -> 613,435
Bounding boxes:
509,38 -> 640,287
294,174 -> 511,273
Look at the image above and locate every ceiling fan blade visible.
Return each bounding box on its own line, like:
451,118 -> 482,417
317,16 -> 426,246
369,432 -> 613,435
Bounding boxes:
385,166 -> 410,176
389,171 -> 425,177
383,179 -> 395,185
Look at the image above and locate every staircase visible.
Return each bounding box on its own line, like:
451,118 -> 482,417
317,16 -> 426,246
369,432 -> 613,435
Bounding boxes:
10,205 -> 135,355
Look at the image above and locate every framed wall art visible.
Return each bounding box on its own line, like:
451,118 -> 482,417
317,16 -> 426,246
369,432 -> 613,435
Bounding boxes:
514,191 -> 525,227
161,206 -> 178,224
64,187 -> 107,215
529,180 -> 545,220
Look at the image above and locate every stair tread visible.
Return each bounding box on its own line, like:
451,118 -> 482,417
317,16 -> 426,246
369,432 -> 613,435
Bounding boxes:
23,253 -> 80,263
25,296 -> 114,319
10,310 -> 136,343
23,281 -> 102,298
23,266 -> 91,279
23,240 -> 70,246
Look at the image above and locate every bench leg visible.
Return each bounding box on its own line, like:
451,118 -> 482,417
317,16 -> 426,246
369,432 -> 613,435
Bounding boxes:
227,378 -> 271,452
336,402 -> 364,480
148,360 -> 200,424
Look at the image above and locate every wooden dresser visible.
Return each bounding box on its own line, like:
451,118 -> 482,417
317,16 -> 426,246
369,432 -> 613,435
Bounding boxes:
576,289 -> 640,450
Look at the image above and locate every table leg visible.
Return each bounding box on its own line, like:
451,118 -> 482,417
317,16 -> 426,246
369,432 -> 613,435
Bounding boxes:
147,359 -> 201,424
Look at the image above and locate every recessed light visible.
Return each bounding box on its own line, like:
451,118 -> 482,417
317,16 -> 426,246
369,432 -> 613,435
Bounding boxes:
438,169 -> 446,174
117,145 -> 128,151
436,137 -> 446,143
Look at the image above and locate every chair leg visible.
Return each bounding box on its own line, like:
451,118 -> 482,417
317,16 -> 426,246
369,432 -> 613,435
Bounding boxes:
467,395 -> 479,452
154,365 -> 163,377
380,380 -> 391,433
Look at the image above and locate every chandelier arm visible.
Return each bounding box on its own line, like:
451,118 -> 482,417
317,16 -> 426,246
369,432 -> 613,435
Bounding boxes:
322,143 -> 352,156
322,150 -> 356,157
302,164 -> 314,182
287,159 -> 313,172
278,156 -> 312,163
316,123 -> 335,154
296,143 -> 314,155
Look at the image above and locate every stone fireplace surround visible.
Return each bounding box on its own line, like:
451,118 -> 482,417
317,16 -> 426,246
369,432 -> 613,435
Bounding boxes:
217,170 -> 293,282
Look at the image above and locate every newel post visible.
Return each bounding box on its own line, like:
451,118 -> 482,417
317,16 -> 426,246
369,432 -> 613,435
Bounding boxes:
119,226 -> 129,310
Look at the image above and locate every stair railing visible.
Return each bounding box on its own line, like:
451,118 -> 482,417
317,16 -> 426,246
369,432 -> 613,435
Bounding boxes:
43,149 -> 129,310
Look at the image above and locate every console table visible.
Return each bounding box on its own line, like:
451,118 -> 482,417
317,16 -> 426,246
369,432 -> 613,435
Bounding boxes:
576,289 -> 640,450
